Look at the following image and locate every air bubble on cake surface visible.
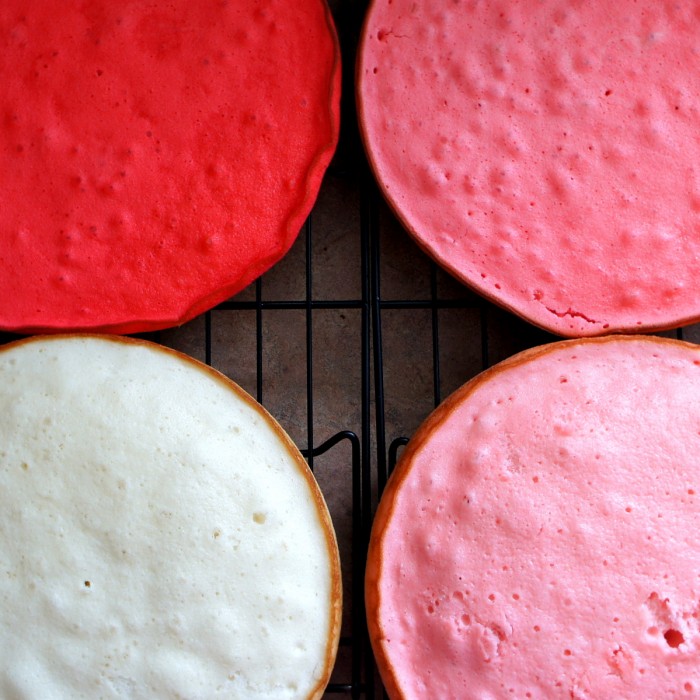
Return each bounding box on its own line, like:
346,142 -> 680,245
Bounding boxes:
664,629 -> 685,648
641,591 -> 700,651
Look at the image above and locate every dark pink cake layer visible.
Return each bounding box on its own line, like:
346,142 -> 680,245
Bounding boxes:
358,1 -> 700,336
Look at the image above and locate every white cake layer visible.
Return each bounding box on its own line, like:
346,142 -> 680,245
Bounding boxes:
0,335 -> 340,699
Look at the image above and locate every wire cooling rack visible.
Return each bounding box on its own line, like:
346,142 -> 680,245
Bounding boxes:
144,3 -> 577,696
2,2 -> 698,699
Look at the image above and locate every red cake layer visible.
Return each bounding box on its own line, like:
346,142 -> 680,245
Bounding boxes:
358,0 -> 700,336
0,0 -> 340,333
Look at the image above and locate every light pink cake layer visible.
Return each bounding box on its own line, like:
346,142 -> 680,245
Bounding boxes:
358,1 -> 700,336
367,337 -> 700,699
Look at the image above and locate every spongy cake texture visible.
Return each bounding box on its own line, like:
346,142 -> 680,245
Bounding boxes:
0,335 -> 340,699
0,0 -> 340,333
358,0 -> 700,336
367,336 -> 700,699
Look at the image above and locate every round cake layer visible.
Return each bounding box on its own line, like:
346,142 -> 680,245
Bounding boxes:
367,336 -> 700,698
358,0 -> 700,336
0,335 -> 341,699
0,0 -> 340,333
